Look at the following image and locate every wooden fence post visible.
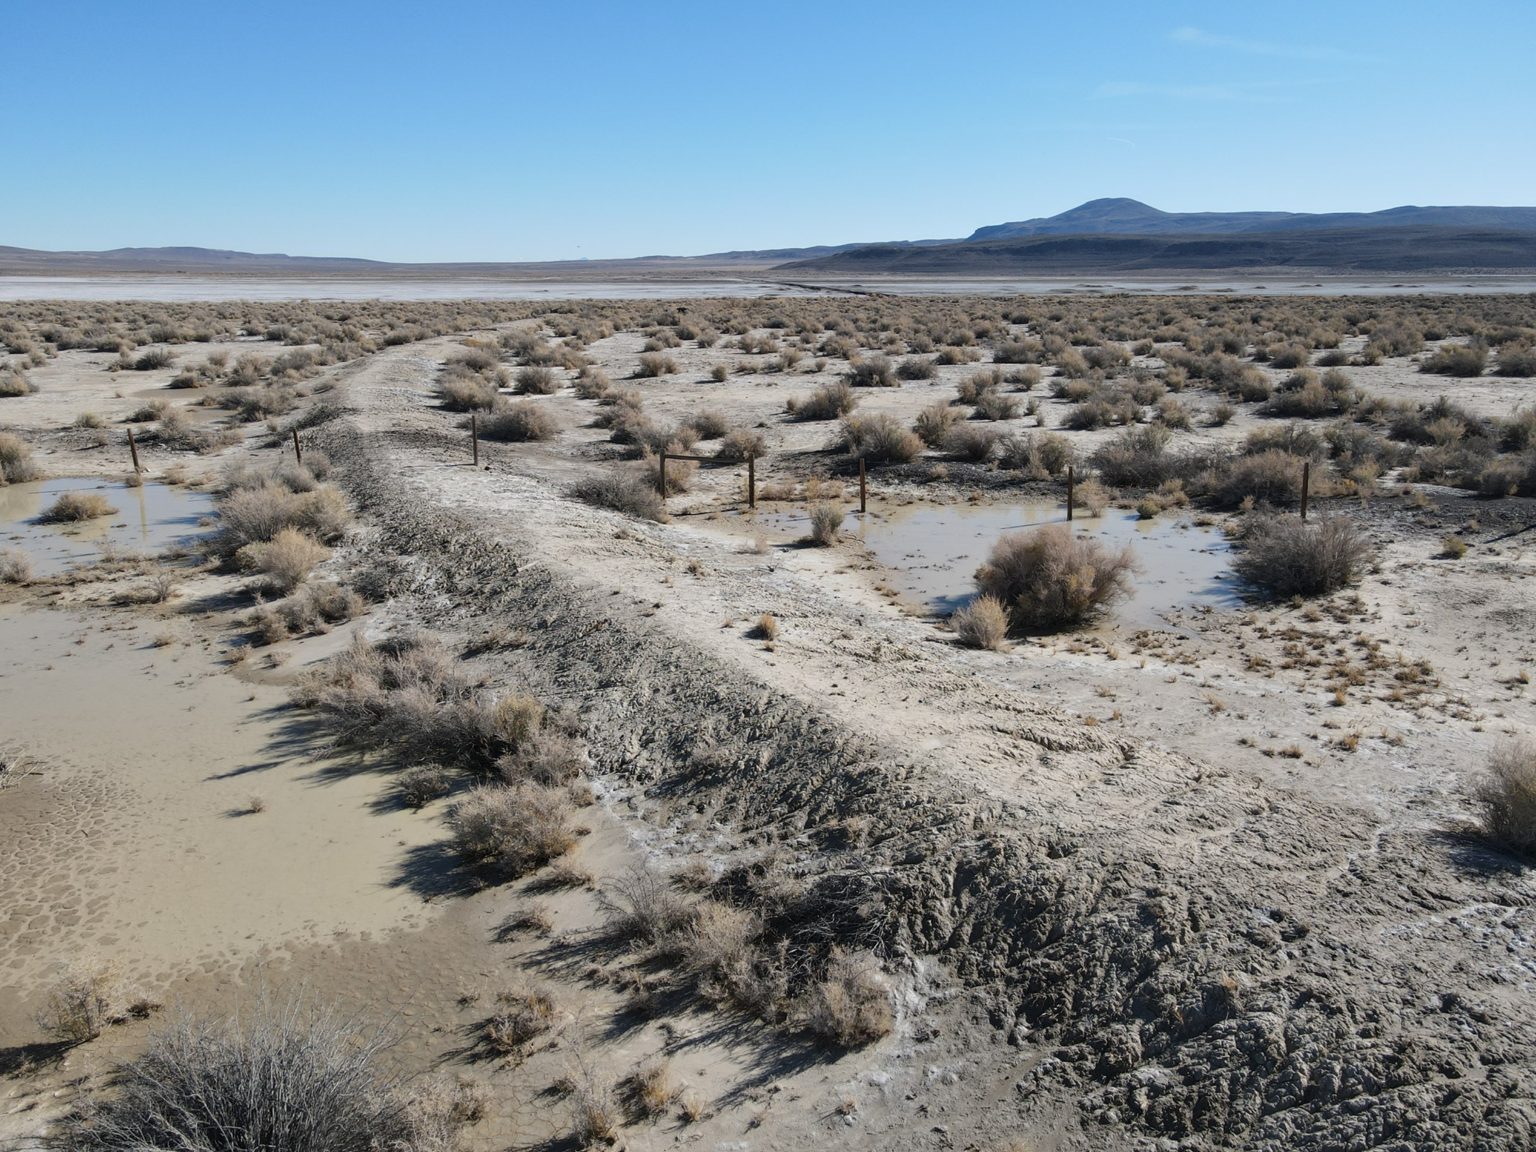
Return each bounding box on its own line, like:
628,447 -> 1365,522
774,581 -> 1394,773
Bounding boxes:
1067,464 -> 1075,521
127,427 -> 141,474
657,447 -> 667,495
747,454 -> 756,510
471,413 -> 479,466
291,428 -> 302,466
1300,461 -> 1311,520
858,457 -> 867,514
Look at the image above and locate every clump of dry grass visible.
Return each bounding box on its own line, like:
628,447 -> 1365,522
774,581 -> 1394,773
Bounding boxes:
598,867 -> 696,950
624,1059 -> 678,1119
787,380 -> 857,421
0,548 -> 31,584
1476,740 -> 1536,859
845,355 -> 895,387
484,986 -> 557,1053
634,351 -> 678,378
513,365 -> 559,395
951,595 -> 1008,650
570,469 -> 666,522
397,764 -> 454,809
251,580 -> 365,644
801,950 -> 893,1048
913,400 -> 962,448
0,432 -> 40,484
715,428 -> 765,462
1233,514 -> 1369,598
238,527 -> 329,592
749,613 -> 779,641
807,502 -> 842,546
39,490 -> 117,523
448,783 -> 576,877
1420,342 -> 1487,377
839,413 -> 923,464
480,400 -> 557,441
0,364 -> 36,396
975,525 -> 1134,633
213,468 -> 351,557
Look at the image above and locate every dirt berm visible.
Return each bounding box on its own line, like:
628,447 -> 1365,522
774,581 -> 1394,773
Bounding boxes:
311,372 -> 1535,1151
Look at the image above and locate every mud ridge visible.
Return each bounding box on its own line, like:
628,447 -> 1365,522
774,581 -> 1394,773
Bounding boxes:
311,403 -> 1536,1152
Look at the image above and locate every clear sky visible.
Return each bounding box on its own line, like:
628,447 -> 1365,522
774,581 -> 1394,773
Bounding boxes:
3,0 -> 1533,262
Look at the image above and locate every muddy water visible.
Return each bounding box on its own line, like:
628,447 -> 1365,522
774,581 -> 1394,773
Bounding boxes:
0,478 -> 213,575
773,501 -> 1241,629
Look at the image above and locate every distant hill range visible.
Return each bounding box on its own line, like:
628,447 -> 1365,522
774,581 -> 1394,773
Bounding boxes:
779,198 -> 1536,275
6,199 -> 1536,277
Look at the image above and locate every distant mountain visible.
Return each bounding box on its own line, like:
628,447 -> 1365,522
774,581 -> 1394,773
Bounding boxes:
7,199 -> 1536,278
967,197 -> 1536,241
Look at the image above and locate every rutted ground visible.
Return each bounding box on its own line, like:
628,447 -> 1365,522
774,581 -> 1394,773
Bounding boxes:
320,339 -> 1535,1148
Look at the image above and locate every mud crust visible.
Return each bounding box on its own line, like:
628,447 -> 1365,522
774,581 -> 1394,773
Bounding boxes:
312,390 -> 1535,1152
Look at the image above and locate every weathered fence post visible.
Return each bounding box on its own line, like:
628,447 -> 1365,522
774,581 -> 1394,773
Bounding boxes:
127,427 -> 141,474
471,413 -> 479,466
858,457 -> 867,514
1067,464 -> 1075,521
1300,461 -> 1311,520
657,447 -> 667,495
291,428 -> 302,466
747,454 -> 756,510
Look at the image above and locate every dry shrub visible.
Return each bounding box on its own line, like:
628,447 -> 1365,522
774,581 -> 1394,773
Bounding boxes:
1420,342 -> 1487,377
1074,478 -> 1110,516
37,961 -> 126,1043
39,491 -> 117,523
913,400 -> 962,447
788,380 -> 857,421
513,366 -> 559,395
975,525 -> 1134,633
54,1001 -> 434,1152
568,1070 -> 619,1147
802,950 -> 893,1048
0,548 -> 31,584
951,595 -> 1008,650
485,986 -> 557,1053
714,428 -> 765,462
679,901 -> 762,1001
1233,514 -> 1369,597
251,581 -> 363,644
599,867 -> 696,950
945,423 -> 999,463
480,400 -> 557,441
973,390 -> 1020,421
1091,425 -> 1177,487
839,413 -> 923,464
998,431 -> 1074,478
845,355 -> 896,387
688,409 -> 730,439
215,481 -> 350,556
570,469 -> 666,522
0,365 -> 35,396
807,502 -> 843,545
497,727 -> 587,788
625,1059 -> 678,1119
1199,450 -> 1307,509
448,783 -> 576,877
1476,740 -> 1536,859
238,527 -> 329,592
634,351 -> 678,378
1494,344 -> 1536,377
305,635 -> 545,772
397,764 -> 454,809
0,432 -> 40,484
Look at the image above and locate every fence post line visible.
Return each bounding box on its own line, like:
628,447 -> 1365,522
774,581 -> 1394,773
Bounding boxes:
657,447 -> 667,495
747,454 -> 756,510
127,427 -> 141,474
858,457 -> 867,514
291,428 -> 302,465
471,413 -> 479,466
1067,464 -> 1075,521
1300,461 -> 1311,520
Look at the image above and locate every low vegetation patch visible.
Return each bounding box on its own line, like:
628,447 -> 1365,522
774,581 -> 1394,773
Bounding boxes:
571,469 -> 666,521
0,432 -> 40,484
1233,514 -> 1369,597
39,490 -> 118,523
1476,740 -> 1536,859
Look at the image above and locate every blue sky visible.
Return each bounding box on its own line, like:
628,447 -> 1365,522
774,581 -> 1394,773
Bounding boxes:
2,0 -> 1532,262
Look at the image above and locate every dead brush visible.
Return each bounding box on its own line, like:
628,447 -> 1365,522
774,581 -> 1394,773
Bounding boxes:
1475,740 -> 1536,859
36,961 -> 128,1043
598,867 -> 696,952
807,503 -> 843,546
749,613 -> 779,641
484,986 -> 557,1054
39,490 -> 117,523
801,949 -> 894,1048
951,594 -> 1008,650
237,527 -> 329,593
447,783 -> 577,878
623,1059 -> 678,1120
0,432 -> 41,484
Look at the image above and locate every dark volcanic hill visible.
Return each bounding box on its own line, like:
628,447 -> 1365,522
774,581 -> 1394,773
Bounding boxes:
781,199 -> 1536,275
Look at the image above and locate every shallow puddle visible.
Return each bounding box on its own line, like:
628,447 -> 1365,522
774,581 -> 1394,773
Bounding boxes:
762,500 -> 1241,629
0,477 -> 214,576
